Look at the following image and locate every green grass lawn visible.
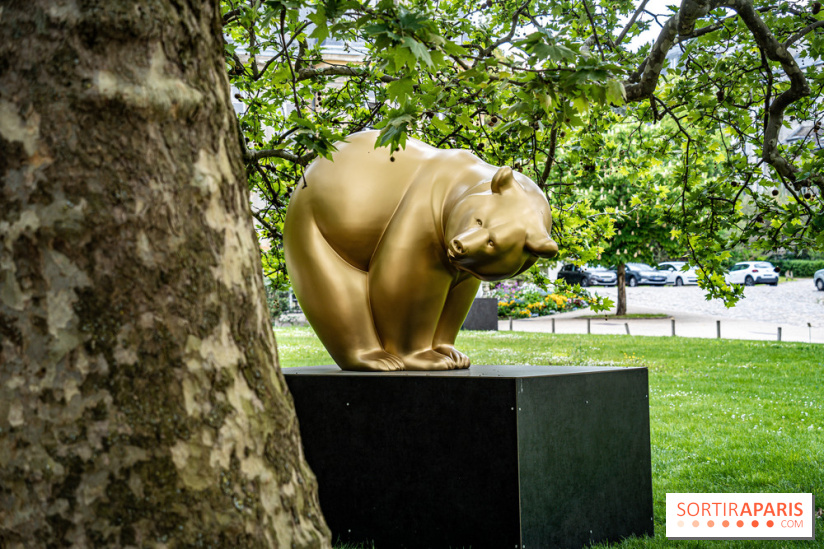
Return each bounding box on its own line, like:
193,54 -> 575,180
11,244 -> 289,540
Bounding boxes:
275,328 -> 824,548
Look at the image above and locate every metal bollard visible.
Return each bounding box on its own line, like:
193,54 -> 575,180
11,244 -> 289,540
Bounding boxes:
625,322 -> 630,335
552,317 -> 555,334
778,327 -> 782,341
716,320 -> 721,339
587,318 -> 591,335
671,318 -> 676,337
509,317 -> 513,331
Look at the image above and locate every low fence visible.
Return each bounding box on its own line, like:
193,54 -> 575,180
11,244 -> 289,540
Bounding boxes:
502,317 -> 821,344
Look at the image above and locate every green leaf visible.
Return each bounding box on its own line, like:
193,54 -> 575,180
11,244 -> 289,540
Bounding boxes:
387,77 -> 415,103
530,43 -> 554,61
589,296 -> 614,313
456,112 -> 473,127
308,7 -> 329,41
429,50 -> 445,67
393,46 -> 416,71
429,116 -> 449,132
547,44 -> 577,61
364,23 -> 389,36
572,96 -> 589,114
402,36 -> 433,67
442,40 -> 465,56
536,91 -> 553,114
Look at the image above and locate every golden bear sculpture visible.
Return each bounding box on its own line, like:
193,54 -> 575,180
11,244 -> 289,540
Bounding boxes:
283,131 -> 558,371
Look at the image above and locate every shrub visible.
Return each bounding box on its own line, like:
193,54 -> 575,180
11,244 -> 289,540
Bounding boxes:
771,259 -> 824,277
264,284 -> 295,322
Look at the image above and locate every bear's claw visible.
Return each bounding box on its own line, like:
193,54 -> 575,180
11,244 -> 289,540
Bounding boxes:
434,344 -> 470,369
402,349 -> 456,371
349,349 -> 404,371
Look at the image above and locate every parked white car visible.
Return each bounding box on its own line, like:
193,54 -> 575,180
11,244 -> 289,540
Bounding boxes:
815,268 -> 824,291
725,261 -> 779,286
658,261 -> 699,286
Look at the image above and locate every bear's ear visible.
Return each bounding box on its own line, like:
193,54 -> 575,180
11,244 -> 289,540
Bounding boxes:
490,166 -> 516,194
526,233 -> 559,258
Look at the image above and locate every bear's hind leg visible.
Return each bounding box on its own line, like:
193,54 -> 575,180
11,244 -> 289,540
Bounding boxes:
285,219 -> 402,371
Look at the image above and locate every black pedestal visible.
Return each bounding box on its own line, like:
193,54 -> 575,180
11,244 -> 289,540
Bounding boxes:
461,297 -> 499,331
284,365 -> 653,549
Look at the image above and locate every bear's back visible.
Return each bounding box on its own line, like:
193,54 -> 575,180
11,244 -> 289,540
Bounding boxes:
289,131 -> 484,271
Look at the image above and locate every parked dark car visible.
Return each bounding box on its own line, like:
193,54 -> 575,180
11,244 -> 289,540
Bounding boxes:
557,264 -> 618,287
623,262 -> 667,287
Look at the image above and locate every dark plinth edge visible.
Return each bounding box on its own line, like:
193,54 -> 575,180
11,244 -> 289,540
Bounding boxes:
283,364 -> 644,377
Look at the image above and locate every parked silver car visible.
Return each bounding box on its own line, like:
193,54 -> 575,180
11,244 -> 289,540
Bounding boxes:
624,262 -> 667,287
557,264 -> 617,287
815,268 -> 824,291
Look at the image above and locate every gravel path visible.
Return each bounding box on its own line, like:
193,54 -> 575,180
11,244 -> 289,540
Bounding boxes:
589,279 -> 824,327
278,279 -> 824,343
505,279 -> 824,343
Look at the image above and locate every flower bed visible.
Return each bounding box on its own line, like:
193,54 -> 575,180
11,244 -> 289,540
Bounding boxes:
490,282 -> 601,319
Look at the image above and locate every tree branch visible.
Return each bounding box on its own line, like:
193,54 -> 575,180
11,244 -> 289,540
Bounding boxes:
581,0 -> 605,60
247,12 -> 260,80
581,0 -> 606,61
253,23 -> 311,81
474,1 -> 531,65
346,100 -> 385,134
624,15 -> 679,101
539,122 -> 559,187
785,19 -> 824,47
615,0 -> 650,46
223,8 -> 241,25
295,65 -> 396,83
245,148 -> 318,166
758,47 -> 773,140
722,0 -> 812,183
676,5 -> 773,42
624,1 -> 722,99
677,0 -> 712,36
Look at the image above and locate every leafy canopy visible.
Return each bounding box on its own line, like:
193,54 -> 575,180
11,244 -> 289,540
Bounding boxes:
223,0 -> 823,305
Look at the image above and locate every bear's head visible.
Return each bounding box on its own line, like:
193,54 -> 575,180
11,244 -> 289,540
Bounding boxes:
444,166 -> 558,281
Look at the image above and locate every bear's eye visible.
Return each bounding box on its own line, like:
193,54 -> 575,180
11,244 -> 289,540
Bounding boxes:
476,219 -> 482,226
488,240 -> 495,247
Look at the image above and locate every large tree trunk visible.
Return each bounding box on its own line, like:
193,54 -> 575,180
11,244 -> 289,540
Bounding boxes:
616,263 -> 627,316
0,1 -> 330,546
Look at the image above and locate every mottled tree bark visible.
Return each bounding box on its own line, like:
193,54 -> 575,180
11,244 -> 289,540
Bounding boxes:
0,1 -> 330,547
616,263 -> 627,317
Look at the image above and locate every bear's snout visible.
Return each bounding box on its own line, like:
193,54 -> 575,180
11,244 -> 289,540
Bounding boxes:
451,239 -> 466,256
449,227 -> 488,259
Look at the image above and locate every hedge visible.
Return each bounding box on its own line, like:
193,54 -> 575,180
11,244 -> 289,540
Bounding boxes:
771,259 -> 824,277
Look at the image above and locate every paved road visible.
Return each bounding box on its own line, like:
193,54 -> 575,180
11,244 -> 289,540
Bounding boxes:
501,279 -> 824,344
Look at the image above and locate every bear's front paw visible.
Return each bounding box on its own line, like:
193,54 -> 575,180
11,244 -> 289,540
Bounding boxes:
345,349 -> 404,371
433,344 -> 470,369
402,349 -> 456,371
